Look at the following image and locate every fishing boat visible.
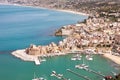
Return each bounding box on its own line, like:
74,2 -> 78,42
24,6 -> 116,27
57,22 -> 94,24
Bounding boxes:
71,54 -> 82,61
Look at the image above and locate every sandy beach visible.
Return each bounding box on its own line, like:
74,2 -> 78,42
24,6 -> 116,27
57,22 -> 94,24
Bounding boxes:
54,9 -> 89,16
103,53 -> 120,65
0,3 -> 89,16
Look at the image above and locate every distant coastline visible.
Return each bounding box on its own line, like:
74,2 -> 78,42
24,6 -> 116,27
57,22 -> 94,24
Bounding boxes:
0,3 -> 89,16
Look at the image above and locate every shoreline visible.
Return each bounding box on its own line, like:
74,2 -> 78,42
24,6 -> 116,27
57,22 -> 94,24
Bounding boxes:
103,53 -> 120,65
1,2 -> 120,66
0,3 -> 89,16
12,49 -> 120,66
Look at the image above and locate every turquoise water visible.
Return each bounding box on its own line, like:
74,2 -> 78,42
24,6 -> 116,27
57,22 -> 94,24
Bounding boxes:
0,5 -> 119,80
0,5 -> 87,51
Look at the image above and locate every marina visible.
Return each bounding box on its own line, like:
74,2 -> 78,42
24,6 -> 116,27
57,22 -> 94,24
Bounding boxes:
0,4 -> 119,80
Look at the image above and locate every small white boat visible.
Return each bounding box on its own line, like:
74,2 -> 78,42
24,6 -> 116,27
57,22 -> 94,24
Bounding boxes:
39,57 -> 46,62
71,54 -> 82,61
32,77 -> 46,80
58,74 -> 63,77
51,71 -> 63,79
32,73 -> 46,80
86,55 -> 93,60
75,58 -> 89,69
102,78 -> 105,80
51,71 -> 56,76
75,64 -> 88,69
41,58 -> 46,62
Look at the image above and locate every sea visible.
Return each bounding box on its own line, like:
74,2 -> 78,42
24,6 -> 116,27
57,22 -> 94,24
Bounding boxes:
0,4 -> 119,80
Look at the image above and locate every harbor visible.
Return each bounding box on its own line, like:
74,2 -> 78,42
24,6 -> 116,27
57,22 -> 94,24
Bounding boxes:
0,2 -> 120,80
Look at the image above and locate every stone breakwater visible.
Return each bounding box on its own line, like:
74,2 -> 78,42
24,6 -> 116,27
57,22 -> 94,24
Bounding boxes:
12,49 -> 66,65
12,49 -> 37,61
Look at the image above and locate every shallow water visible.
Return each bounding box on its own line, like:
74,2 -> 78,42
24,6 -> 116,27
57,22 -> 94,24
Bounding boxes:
0,5 -> 119,80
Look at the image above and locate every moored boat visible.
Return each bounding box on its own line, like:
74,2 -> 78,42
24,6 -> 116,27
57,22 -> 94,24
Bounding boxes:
71,54 -> 82,60
86,55 -> 93,60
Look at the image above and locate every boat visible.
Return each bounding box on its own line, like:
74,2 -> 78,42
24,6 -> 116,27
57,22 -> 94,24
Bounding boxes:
51,71 -> 56,76
58,74 -> 63,77
32,77 -> 46,80
86,55 -> 93,60
32,73 -> 46,80
38,57 -> 46,62
71,54 -> 82,61
51,71 -> 70,80
51,71 -> 63,79
111,71 -> 117,76
75,64 -> 88,69
75,58 -> 88,69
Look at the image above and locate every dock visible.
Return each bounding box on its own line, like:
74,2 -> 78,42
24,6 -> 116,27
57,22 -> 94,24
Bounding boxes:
34,57 -> 40,65
83,68 -> 105,77
67,69 -> 91,80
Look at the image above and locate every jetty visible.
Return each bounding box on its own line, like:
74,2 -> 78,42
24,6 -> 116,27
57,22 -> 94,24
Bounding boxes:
67,69 -> 91,80
82,68 -> 105,77
34,58 -> 40,65
11,49 -> 42,65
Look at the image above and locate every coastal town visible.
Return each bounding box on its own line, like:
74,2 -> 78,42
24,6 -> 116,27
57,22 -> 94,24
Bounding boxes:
1,0 -> 120,80
12,15 -> 120,63
8,0 -> 120,66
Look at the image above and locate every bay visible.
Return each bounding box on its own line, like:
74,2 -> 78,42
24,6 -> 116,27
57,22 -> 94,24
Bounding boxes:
0,5 -> 119,80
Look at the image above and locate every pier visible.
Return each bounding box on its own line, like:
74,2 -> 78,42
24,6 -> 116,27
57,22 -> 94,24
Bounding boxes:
67,69 -> 91,80
82,68 -> 105,77
34,57 -> 40,65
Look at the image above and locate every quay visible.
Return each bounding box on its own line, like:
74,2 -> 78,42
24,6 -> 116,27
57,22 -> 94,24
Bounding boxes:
67,69 -> 91,80
34,57 -> 40,65
11,49 -> 41,65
